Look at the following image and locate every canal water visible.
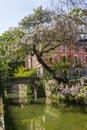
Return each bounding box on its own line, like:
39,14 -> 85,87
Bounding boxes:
5,95 -> 87,130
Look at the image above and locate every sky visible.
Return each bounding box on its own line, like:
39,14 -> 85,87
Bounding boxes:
0,0 -> 54,35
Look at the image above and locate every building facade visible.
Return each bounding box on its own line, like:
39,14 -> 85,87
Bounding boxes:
25,44 -> 87,78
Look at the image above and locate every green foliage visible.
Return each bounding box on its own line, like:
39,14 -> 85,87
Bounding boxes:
0,43 -> 10,93
19,5 -> 84,83
19,6 -> 53,30
0,28 -> 26,93
69,8 -> 85,19
0,4 -> 86,90
8,61 -> 24,77
0,28 -> 28,94
82,86 -> 87,91
14,65 -> 36,77
0,28 -> 24,89
0,28 -> 25,62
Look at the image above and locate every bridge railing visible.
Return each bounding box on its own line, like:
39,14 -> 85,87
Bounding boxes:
7,76 -> 41,86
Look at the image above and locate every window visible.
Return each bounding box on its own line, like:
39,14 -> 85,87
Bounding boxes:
61,45 -> 65,51
86,56 -> 87,62
48,57 -> 52,63
74,56 -> 78,63
67,56 -> 71,62
85,47 -> 87,52
76,69 -> 79,75
62,55 -> 66,63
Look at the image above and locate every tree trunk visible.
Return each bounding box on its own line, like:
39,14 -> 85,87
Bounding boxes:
33,45 -> 68,84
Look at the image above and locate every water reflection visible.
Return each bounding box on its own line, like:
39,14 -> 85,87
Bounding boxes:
6,95 -> 87,130
7,93 -> 34,105
24,115 -> 46,130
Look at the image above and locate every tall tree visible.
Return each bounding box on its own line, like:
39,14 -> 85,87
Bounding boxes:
19,1 -> 87,83
0,28 -> 25,94
0,28 -> 25,63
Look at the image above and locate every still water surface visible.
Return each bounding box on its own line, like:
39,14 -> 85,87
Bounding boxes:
5,97 -> 87,130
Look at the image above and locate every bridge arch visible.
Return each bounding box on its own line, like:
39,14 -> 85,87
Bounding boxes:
7,76 -> 41,103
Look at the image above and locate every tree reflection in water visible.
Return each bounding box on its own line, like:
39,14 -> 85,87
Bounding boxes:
5,95 -> 87,130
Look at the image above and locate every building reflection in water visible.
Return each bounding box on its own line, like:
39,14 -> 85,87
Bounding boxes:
7,92 -> 87,130
20,98 -> 61,130
28,115 -> 46,130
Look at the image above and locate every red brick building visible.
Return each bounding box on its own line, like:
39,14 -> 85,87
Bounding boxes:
25,44 -> 87,78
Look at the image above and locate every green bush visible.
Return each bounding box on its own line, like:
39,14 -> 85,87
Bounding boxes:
14,65 -> 36,77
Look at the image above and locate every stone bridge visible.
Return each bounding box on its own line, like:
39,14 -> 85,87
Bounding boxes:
8,76 -> 40,86
7,76 -> 41,102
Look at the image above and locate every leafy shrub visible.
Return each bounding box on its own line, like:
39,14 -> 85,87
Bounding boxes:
14,65 -> 36,77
